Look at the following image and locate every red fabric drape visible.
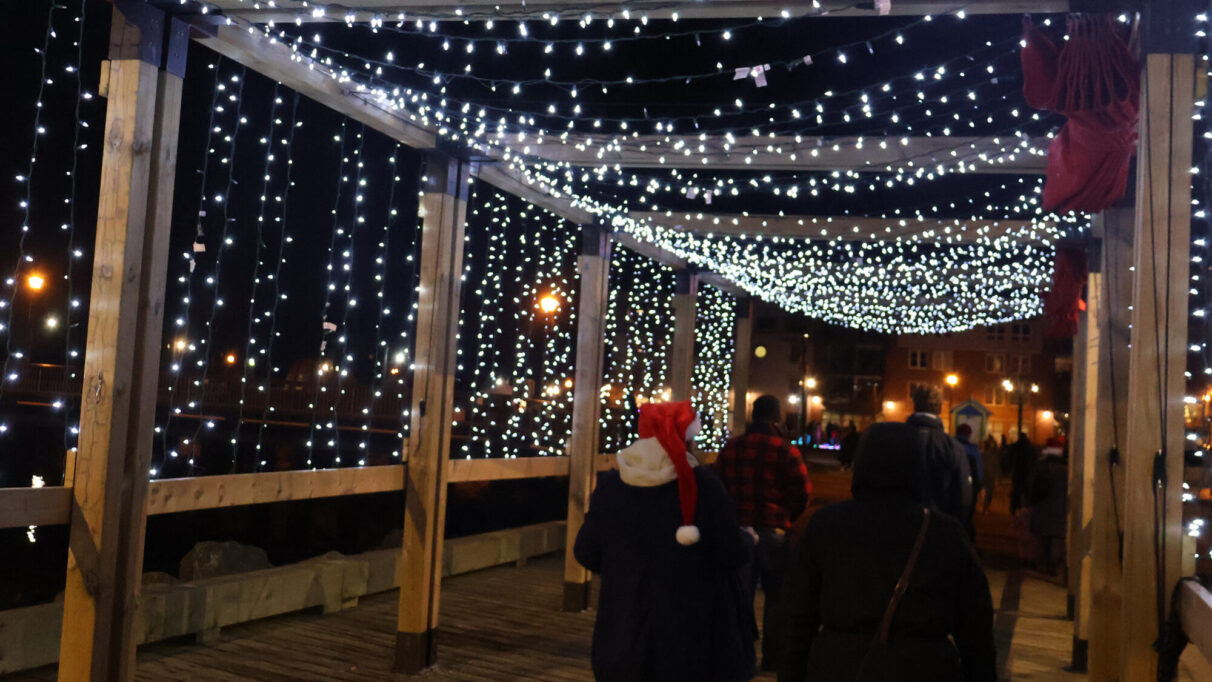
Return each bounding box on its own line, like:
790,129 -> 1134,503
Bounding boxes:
1044,246 -> 1088,339
1021,15 -> 1140,214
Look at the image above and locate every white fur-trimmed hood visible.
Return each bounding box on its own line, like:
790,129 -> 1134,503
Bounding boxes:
616,437 -> 699,487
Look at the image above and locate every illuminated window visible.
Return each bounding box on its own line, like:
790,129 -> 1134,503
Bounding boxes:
985,353 -> 1005,373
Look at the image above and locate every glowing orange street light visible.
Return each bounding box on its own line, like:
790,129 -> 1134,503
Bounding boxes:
538,294 -> 561,314
225,353 -> 237,365
26,273 -> 45,291
945,373 -> 959,387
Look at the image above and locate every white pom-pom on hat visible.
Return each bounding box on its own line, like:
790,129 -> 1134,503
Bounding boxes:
676,524 -> 701,546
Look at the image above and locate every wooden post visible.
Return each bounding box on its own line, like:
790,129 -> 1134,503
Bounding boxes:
1088,207 -> 1133,680
669,269 -> 698,402
563,222 -> 611,612
1120,3 -> 1197,677
1068,209 -> 1134,673
1067,286 -> 1089,637
58,5 -> 185,680
730,298 -> 753,435
394,150 -> 474,673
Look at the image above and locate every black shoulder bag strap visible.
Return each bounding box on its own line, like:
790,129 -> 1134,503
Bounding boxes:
856,508 -> 932,681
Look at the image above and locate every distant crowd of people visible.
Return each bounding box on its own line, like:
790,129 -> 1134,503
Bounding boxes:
572,379 -> 1079,681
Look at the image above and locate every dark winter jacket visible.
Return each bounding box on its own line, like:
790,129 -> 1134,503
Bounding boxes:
905,413 -> 973,528
1008,437 -> 1039,514
574,466 -> 758,682
778,422 -> 997,682
1028,453 -> 1068,538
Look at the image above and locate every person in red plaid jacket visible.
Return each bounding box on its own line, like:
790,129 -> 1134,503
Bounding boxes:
716,394 -> 813,671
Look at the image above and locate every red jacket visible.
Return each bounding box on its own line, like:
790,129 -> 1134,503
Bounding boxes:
715,427 -> 812,530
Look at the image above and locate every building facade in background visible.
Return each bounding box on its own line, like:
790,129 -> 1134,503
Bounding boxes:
744,304 -> 1068,445
885,320 -> 1064,443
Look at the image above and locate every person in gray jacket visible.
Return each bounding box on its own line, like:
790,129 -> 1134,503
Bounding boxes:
904,385 -> 973,535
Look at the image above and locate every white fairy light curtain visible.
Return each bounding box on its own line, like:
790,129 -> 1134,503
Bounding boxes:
226,11 -> 1084,335
1184,12 -> 1212,578
154,57 -> 424,478
0,0 -> 103,491
456,187 -> 579,459
691,285 -> 736,452
598,246 -> 676,453
615,214 -> 1056,335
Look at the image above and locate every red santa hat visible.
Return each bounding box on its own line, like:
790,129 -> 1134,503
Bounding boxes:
637,400 -> 702,545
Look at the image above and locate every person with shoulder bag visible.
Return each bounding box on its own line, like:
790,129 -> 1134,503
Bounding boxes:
777,422 -> 996,682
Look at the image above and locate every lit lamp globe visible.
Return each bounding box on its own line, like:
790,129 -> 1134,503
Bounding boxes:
538,294 -> 561,314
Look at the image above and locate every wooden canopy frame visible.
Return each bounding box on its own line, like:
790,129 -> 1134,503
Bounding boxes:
0,0 -> 1199,679
210,0 -> 1082,23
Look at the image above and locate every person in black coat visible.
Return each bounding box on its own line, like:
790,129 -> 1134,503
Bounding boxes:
905,385 -> 973,533
574,400 -> 757,682
1027,440 -> 1068,576
778,422 -> 997,682
1008,433 -> 1039,515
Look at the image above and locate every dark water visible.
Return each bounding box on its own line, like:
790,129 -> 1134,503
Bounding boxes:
0,476 -> 569,611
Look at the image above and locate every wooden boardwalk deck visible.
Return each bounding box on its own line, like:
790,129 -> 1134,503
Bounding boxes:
110,556 -> 1079,681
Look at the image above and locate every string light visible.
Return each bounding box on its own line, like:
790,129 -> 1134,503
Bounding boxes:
458,189 -> 578,458
600,246 -> 675,452
252,92 -> 303,467
0,1 -> 60,408
614,214 -> 1058,335
691,285 -> 736,451
189,66 -> 248,466
161,60 -> 227,473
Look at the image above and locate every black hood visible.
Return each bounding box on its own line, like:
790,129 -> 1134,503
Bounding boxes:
850,422 -> 927,501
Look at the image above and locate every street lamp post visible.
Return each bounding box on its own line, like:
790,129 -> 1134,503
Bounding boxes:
803,376 -> 817,444
24,272 -> 46,358
944,373 -> 959,431
799,333 -> 811,440
1002,378 -> 1040,438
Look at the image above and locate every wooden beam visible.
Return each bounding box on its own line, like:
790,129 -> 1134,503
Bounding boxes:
729,299 -> 753,435
212,0 -> 1073,23
611,230 -> 684,268
395,150 -> 474,674
631,211 -> 1045,243
190,20 -> 436,150
1119,47 -> 1196,680
107,44 -> 187,680
3,459 -> 595,529
448,456 -> 570,482
563,223 -> 611,612
188,24 -> 752,297
474,163 -> 593,225
669,269 -> 698,402
59,5 -> 181,678
0,487 -> 73,529
146,465 -> 405,514
1087,207 -> 1132,681
1065,259 -> 1092,672
501,134 -> 1048,173
1179,581 -> 1212,670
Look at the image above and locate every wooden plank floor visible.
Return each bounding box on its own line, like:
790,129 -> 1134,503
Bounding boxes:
116,556 -> 1083,682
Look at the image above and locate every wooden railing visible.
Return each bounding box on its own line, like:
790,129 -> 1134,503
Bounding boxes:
0,455 -> 621,529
